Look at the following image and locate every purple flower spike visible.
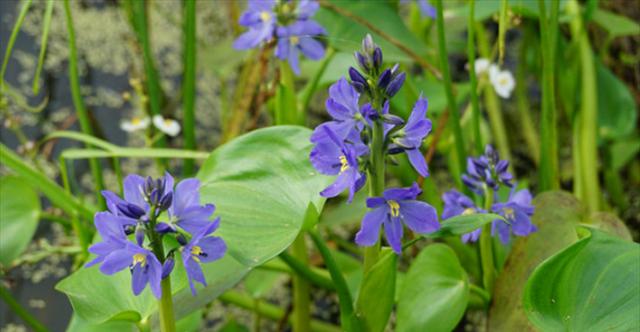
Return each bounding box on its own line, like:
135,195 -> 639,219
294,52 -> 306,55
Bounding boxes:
181,219 -> 227,295
155,178 -> 216,235
356,183 -> 440,254
491,188 -> 537,244
463,144 -> 514,193
97,242 -> 163,298
233,0 -> 276,50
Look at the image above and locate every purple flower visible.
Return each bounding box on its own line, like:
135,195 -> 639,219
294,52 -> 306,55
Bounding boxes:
85,212 -> 129,268
355,183 -> 440,254
441,190 -> 484,243
275,20 -> 326,74
155,178 -> 216,235
181,219 -> 227,295
233,0 -> 277,50
418,0 -> 437,18
310,78 -> 368,144
462,145 -> 513,194
390,96 -> 432,177
491,188 -> 537,244
310,126 -> 366,203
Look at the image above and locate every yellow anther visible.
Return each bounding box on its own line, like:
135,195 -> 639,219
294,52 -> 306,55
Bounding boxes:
132,253 -> 147,267
462,207 -> 476,216
339,155 -> 349,173
132,117 -> 142,125
503,207 -> 515,219
260,11 -> 271,22
164,119 -> 173,126
290,36 -> 300,45
388,200 -> 400,217
191,245 -> 204,263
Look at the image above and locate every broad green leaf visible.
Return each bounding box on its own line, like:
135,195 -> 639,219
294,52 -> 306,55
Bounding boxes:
596,61 -> 637,142
592,8 -> 640,38
315,0 -> 428,62
489,191 -> 582,331
57,126 -> 331,325
426,213 -> 503,238
609,135 -> 640,170
66,314 -> 135,332
244,269 -> 283,299
354,248 -> 397,332
587,212 -> 632,241
523,228 -> 640,331
397,244 -> 469,332
0,176 -> 41,266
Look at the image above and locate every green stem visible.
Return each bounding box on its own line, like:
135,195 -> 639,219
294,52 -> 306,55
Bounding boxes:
60,157 -> 90,254
279,252 -> 335,290
467,0 -> 483,154
479,186 -> 496,296
1,0 -> 32,92
32,0 -> 54,94
301,48 -> 336,113
219,289 -> 341,332
63,0 -> 105,210
290,234 -> 311,332
181,0 -> 197,176
537,0 -> 560,191
362,119 -> 385,273
475,23 -> 512,166
308,229 -> 357,332
497,0 -> 508,65
435,0 -> 466,182
469,283 -> 491,306
0,286 -> 49,332
515,24 -> 540,165
567,0 -> 600,211
147,207 -> 175,332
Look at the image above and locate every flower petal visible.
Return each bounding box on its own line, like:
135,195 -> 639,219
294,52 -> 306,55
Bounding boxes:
406,148 -> 429,177
198,236 -> 227,263
99,249 -> 132,275
383,217 -> 404,254
355,206 -> 387,246
399,201 -> 440,234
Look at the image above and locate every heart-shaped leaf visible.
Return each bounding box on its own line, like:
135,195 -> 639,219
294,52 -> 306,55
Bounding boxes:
396,243 -> 469,332
57,126 -> 330,325
0,176 -> 41,266
523,228 -> 640,331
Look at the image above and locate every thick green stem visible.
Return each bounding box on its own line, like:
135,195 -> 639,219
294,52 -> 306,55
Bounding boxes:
181,0 -> 197,176
479,187 -> 495,296
567,0 -> 601,211
516,24 -> 541,165
497,0 -> 508,65
475,23 -> 512,166
0,286 -> 49,332
279,252 -> 335,290
467,0 -> 483,154
362,119 -> 385,273
537,0 -> 560,191
64,0 -> 105,209
291,234 -> 311,332
158,278 -> 176,332
435,0 -> 466,182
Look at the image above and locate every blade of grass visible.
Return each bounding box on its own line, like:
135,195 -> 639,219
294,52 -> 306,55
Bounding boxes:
301,47 -> 335,115
182,0 -> 197,176
515,23 -> 540,165
32,0 -> 54,95
60,148 -> 208,160
497,0 -> 508,65
538,0 -> 560,190
467,0 -> 483,154
0,0 -> 32,92
63,0 -> 105,209
435,0 -> 466,184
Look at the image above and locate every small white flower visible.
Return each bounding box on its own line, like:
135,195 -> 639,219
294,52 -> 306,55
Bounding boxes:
488,64 -> 500,81
473,58 -> 492,75
153,115 -> 181,137
120,116 -> 150,132
491,69 -> 515,99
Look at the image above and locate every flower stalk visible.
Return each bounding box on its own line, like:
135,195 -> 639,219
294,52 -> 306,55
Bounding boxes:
478,185 -> 496,296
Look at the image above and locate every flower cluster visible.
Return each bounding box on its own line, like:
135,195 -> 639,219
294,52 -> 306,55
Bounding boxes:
234,0 -> 326,74
120,115 -> 181,137
309,35 -> 440,254
442,145 -> 536,244
473,58 -> 515,99
86,173 -> 226,297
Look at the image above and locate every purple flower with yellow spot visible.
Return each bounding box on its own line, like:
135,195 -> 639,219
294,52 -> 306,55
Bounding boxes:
356,183 -> 440,254
311,77 -> 368,144
155,178 -> 215,235
390,96 -> 432,177
441,189 -> 484,243
181,219 -> 227,295
233,0 -> 277,50
275,16 -> 325,75
310,126 -> 366,203
491,188 -> 537,244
